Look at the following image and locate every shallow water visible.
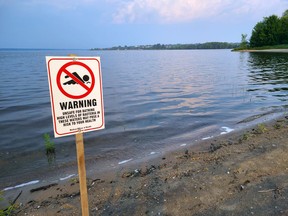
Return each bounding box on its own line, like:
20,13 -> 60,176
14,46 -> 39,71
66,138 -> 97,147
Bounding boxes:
1,49 -> 288,188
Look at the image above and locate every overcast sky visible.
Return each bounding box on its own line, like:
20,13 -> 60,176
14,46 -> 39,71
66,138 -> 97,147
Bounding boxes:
0,0 -> 287,49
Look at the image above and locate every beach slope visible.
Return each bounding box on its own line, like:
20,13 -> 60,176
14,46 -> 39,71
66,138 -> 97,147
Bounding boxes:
3,117 -> 288,215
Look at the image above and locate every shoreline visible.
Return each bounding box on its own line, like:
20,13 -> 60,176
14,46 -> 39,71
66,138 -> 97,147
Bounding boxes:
235,49 -> 288,53
2,115 -> 288,215
1,110 -> 282,191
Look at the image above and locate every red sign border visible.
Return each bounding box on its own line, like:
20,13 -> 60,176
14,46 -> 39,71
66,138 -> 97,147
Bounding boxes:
47,57 -> 104,137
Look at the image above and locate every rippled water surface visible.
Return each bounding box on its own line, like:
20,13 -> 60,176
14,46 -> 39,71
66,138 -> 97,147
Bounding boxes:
1,49 -> 288,187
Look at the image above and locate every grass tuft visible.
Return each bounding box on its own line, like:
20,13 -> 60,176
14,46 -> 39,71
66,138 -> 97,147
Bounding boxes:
241,132 -> 251,141
43,133 -> 55,155
255,123 -> 267,134
0,191 -> 17,216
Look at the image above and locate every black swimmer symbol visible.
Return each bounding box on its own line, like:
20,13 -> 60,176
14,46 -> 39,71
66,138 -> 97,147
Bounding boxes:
63,72 -> 90,85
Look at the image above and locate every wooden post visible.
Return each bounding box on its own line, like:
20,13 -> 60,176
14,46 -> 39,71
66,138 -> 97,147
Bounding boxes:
76,132 -> 89,216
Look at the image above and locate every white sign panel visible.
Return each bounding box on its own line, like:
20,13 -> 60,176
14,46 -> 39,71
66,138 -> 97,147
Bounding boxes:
46,56 -> 105,138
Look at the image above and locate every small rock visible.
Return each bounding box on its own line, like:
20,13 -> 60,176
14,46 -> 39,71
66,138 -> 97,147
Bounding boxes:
92,207 -> 98,211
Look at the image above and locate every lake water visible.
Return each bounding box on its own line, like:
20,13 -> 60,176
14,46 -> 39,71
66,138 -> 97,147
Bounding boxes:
1,49 -> 288,188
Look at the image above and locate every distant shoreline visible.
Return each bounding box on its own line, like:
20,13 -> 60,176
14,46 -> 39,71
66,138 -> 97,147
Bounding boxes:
91,42 -> 239,51
236,49 -> 288,53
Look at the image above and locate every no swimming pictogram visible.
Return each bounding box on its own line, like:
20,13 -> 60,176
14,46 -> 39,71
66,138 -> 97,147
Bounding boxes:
56,61 -> 95,99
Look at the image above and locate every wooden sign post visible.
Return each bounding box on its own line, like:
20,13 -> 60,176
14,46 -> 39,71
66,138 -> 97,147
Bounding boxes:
46,55 -> 105,216
76,132 -> 89,216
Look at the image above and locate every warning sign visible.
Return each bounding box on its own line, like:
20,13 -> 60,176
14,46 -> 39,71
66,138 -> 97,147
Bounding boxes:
46,57 -> 105,138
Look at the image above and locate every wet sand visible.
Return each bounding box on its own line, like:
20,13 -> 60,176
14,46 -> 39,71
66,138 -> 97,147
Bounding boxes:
2,116 -> 288,215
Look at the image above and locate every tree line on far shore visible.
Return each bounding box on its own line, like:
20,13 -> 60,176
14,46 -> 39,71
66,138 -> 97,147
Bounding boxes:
92,9 -> 288,51
239,9 -> 288,49
91,42 -> 239,51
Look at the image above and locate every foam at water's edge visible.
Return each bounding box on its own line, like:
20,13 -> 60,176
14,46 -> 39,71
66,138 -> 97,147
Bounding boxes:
118,158 -> 133,165
3,180 -> 40,191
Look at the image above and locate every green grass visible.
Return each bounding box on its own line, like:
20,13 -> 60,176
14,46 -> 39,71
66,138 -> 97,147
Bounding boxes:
255,123 -> 267,134
0,191 -> 17,216
0,205 -> 16,216
274,123 -> 283,129
251,44 -> 288,50
241,132 -> 251,141
43,133 -> 55,155
233,44 -> 288,51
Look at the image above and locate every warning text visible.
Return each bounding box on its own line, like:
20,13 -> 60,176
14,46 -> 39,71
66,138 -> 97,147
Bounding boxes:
56,107 -> 101,129
59,99 -> 97,110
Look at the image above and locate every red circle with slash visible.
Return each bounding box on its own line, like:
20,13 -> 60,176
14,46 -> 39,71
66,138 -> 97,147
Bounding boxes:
56,61 -> 95,99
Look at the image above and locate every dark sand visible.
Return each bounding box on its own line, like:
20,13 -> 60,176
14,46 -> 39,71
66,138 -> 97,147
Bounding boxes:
2,116 -> 288,215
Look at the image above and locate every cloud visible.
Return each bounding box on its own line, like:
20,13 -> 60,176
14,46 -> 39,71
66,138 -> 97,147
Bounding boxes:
113,0 -> 288,24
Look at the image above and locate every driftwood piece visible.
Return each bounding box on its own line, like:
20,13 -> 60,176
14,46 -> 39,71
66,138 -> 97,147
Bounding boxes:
12,190 -> 22,205
30,183 -> 58,193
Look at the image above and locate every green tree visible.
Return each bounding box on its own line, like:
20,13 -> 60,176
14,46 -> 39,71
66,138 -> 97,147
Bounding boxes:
265,15 -> 281,45
282,9 -> 288,18
250,21 -> 266,47
250,15 -> 281,47
280,10 -> 288,44
240,34 -> 248,49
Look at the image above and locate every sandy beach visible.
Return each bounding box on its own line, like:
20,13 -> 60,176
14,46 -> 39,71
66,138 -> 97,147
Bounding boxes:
237,49 -> 288,53
1,115 -> 288,215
